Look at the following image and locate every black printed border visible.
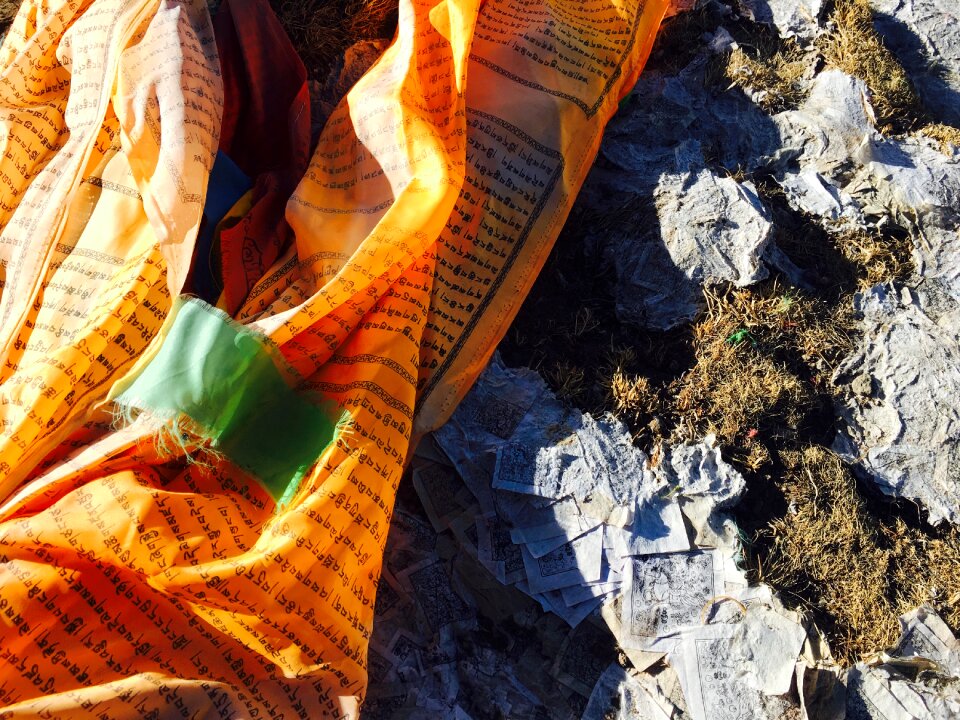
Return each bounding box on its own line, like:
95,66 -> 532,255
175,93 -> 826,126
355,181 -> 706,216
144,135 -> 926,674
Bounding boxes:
468,0 -> 648,118
420,108 -> 564,401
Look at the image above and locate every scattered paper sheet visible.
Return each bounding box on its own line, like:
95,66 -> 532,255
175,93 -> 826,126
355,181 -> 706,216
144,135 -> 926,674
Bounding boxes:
582,664 -> 675,720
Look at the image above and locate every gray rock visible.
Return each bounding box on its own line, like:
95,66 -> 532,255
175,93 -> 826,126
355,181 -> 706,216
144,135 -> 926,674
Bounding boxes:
846,663 -> 960,719
845,610 -> 960,720
771,69 -> 960,297
660,434 -> 746,508
873,0 -> 960,126
833,284 -> 960,526
740,0 -> 824,40
598,134 -> 774,331
846,135 -> 960,300
579,56 -> 780,330
613,161 -> 772,331
770,69 -> 875,223
769,71 -> 960,525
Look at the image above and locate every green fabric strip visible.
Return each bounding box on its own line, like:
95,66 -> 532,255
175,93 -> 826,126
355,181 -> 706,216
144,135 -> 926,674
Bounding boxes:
115,297 -> 337,502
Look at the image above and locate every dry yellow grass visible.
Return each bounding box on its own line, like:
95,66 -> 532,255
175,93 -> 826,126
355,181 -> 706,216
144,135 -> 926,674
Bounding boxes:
0,0 -> 20,35
666,283 -> 850,447
271,0 -> 396,78
918,123 -> 960,154
272,0 -> 348,72
723,39 -> 810,112
348,0 -> 397,40
605,368 -> 657,425
596,342 -> 674,442
761,446 -> 960,664
818,0 -> 921,131
543,360 -> 587,405
833,227 -> 914,289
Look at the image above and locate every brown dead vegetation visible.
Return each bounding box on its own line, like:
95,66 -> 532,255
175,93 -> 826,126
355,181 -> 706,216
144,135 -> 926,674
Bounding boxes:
918,122 -> 960,154
0,0 -> 20,38
755,178 -> 916,296
761,446 -> 960,664
723,38 -> 810,113
818,0 -> 921,132
271,0 -> 396,79
666,283 -> 851,449
603,350 -> 662,431
832,227 -> 915,289
543,360 -> 587,405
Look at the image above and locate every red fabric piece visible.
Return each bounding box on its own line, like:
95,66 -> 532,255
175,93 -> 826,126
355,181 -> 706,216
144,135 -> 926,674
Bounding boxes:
213,0 -> 312,313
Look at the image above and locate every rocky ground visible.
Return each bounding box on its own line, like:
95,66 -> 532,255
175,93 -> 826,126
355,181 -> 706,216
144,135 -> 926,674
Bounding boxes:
347,1 -> 960,716
500,0 -> 960,663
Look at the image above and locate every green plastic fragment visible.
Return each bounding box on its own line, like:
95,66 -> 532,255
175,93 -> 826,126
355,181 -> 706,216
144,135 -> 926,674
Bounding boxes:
726,328 -> 754,346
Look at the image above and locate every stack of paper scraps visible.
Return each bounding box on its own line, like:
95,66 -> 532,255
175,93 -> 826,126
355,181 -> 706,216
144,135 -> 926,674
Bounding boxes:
361,356 -> 960,719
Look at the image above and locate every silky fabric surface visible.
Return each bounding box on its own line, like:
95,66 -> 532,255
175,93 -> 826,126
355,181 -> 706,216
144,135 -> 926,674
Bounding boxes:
0,0 -> 671,717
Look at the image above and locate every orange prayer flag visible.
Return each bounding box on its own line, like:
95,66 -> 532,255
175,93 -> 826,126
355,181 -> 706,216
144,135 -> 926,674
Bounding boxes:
0,0 -> 670,716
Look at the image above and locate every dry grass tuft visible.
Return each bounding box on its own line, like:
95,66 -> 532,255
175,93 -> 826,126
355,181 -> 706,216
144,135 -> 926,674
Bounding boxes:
818,0 -> 921,132
571,306 -> 601,338
543,360 -> 587,405
0,0 -> 20,38
917,123 -> 960,154
271,0 -> 396,79
596,343 -> 671,440
272,0 -> 350,76
348,0 -> 397,40
884,521 -> 960,637
761,446 -> 960,664
754,178 -> 915,296
605,368 -> 658,425
833,227 -> 914,289
764,447 -> 901,661
723,38 -> 810,112
667,283 -> 851,447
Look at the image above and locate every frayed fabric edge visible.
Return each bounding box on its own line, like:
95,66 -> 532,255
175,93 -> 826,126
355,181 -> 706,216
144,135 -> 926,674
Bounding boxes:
109,400 -> 227,470
109,398 -> 347,514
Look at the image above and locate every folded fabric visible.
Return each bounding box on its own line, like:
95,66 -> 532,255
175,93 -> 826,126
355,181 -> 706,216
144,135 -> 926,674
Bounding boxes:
0,0 -> 670,716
